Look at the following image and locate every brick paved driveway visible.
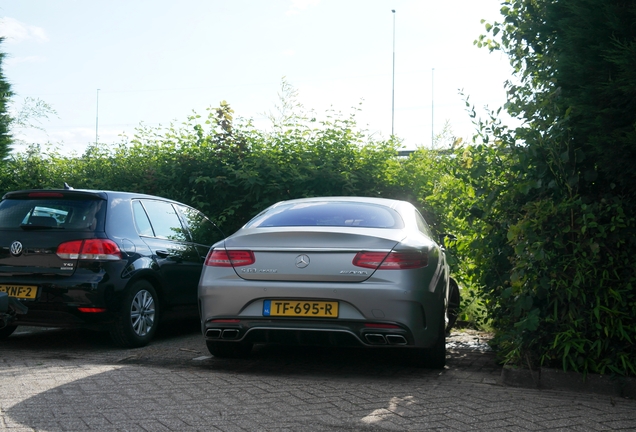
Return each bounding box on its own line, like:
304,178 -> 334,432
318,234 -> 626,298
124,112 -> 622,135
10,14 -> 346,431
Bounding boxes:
1,322 -> 635,431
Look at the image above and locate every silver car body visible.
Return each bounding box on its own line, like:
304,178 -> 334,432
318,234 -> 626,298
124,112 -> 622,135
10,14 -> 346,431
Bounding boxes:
198,197 -> 451,364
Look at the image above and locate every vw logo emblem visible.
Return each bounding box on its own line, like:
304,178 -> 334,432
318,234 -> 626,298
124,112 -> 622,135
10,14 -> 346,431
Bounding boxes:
295,254 -> 310,268
10,241 -> 23,257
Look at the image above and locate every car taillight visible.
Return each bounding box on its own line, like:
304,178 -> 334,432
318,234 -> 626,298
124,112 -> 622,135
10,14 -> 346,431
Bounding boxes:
204,249 -> 255,267
353,251 -> 428,270
57,239 -> 122,260
352,252 -> 389,269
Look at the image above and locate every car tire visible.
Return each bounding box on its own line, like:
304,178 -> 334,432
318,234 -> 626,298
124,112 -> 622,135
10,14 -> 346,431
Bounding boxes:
206,340 -> 253,358
0,325 -> 17,339
446,277 -> 461,334
412,314 -> 446,369
110,280 -> 159,348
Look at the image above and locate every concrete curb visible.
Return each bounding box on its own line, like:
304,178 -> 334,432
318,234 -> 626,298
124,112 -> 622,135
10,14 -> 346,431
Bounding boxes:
499,365 -> 636,398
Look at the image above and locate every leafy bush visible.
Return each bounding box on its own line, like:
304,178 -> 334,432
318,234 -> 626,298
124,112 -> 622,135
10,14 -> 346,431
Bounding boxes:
0,100 -> 404,237
467,0 -> 636,376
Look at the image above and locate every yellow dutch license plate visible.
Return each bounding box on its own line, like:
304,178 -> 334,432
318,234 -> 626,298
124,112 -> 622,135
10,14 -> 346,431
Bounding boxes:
263,300 -> 339,318
0,285 -> 38,300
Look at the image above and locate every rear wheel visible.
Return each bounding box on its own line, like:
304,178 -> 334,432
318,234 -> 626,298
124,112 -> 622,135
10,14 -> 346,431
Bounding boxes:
110,280 -> 159,348
0,325 -> 17,339
413,313 -> 446,369
446,278 -> 461,334
206,340 -> 253,358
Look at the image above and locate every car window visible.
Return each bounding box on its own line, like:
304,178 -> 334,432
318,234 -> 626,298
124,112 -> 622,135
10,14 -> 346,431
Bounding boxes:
132,200 -> 154,237
140,200 -> 188,241
176,205 -> 225,246
414,209 -> 434,238
246,202 -> 404,229
0,198 -> 105,231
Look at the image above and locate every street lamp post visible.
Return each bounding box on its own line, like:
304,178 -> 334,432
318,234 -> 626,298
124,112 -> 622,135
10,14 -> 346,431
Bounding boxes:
391,9 -> 396,137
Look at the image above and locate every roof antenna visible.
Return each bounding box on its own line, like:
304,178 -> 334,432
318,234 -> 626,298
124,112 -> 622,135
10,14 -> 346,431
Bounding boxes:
64,182 -> 74,190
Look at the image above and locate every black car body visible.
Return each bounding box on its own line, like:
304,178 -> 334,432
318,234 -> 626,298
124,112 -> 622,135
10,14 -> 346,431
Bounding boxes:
0,291 -> 10,325
0,189 -> 223,347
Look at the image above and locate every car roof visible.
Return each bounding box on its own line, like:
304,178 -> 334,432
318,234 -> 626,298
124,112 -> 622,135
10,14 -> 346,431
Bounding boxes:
270,196 -> 415,212
269,196 -> 412,211
2,189 -> 184,204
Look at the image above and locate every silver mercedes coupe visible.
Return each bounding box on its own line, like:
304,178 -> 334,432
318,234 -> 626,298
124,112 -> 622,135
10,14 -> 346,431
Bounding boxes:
198,196 -> 459,368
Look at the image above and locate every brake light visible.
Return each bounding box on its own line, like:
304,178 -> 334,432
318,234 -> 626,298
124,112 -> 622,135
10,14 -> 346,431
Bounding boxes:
353,251 -> 428,269
363,323 -> 401,329
204,249 -> 255,267
78,307 -> 107,313
352,252 -> 389,269
57,239 -> 122,260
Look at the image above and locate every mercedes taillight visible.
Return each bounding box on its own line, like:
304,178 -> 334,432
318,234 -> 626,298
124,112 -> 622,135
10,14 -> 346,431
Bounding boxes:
353,251 -> 428,269
204,249 -> 255,267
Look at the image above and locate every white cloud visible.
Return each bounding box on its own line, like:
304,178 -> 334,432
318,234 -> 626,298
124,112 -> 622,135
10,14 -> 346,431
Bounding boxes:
0,17 -> 49,43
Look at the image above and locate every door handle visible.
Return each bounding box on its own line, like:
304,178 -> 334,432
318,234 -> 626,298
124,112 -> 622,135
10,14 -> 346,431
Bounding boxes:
156,250 -> 184,263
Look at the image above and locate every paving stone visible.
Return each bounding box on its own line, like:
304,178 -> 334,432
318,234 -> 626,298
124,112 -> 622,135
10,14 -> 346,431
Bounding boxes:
0,327 -> 635,431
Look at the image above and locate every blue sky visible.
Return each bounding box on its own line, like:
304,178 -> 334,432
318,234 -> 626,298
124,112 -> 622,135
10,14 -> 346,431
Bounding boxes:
1,0 -> 512,154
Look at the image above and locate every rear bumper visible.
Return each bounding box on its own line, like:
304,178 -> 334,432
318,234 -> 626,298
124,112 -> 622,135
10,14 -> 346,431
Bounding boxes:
203,318 -> 414,347
10,305 -> 115,330
0,266 -> 124,330
199,278 -> 446,349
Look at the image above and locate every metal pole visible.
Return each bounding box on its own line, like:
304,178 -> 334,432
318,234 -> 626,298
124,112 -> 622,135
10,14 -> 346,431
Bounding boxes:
96,89 -> 100,145
391,9 -> 396,137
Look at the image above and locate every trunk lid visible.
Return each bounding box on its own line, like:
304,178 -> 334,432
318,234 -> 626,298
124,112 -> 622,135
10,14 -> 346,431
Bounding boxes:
0,190 -> 108,277
224,227 -> 404,282
0,231 -> 101,276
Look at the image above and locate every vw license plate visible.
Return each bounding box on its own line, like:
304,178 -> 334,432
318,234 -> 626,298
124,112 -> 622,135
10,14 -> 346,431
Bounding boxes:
0,285 -> 38,300
263,300 -> 339,318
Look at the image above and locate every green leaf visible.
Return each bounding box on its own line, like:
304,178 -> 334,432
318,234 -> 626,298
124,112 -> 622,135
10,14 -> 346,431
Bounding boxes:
560,151 -> 569,163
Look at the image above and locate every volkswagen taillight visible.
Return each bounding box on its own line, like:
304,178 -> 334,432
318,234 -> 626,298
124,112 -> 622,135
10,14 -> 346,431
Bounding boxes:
57,239 -> 122,260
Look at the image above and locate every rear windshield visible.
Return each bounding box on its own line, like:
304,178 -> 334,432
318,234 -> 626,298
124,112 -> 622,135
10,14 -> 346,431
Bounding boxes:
0,198 -> 106,231
246,202 -> 404,229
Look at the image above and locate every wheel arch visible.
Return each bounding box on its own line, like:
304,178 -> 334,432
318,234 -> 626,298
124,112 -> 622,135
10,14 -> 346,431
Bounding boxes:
116,269 -> 168,313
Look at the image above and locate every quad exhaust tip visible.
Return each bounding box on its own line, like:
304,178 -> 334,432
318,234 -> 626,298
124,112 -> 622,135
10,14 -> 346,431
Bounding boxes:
385,334 -> 408,345
205,328 -> 240,340
205,329 -> 222,339
365,334 -> 387,345
365,333 -> 408,345
222,329 -> 240,339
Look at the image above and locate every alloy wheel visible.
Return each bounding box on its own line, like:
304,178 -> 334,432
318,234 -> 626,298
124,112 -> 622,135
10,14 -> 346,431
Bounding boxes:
130,289 -> 156,337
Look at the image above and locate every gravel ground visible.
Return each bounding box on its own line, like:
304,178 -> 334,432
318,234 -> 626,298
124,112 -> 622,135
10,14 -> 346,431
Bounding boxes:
447,328 -> 493,352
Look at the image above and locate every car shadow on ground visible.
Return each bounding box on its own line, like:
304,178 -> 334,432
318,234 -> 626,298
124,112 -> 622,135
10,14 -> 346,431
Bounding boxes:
1,318 -> 202,352
2,323 -> 499,382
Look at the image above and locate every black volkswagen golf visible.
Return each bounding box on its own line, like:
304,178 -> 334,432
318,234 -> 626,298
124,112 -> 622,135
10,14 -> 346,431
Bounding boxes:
0,188 -> 224,347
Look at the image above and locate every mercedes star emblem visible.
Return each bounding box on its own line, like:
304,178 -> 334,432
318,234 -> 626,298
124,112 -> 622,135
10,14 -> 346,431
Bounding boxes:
295,254 -> 310,268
